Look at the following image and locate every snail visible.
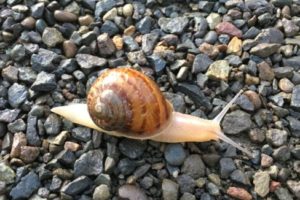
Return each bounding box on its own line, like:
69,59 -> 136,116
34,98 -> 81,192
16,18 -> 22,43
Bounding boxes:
51,67 -> 252,157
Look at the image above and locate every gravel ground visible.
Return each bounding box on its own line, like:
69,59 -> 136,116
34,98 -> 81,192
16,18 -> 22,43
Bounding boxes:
0,0 -> 300,200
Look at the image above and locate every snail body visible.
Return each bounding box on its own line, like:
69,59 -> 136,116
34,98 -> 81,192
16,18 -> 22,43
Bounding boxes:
51,68 -> 251,156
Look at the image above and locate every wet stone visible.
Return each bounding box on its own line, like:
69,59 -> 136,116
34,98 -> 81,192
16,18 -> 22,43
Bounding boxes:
9,172 -> 41,200
164,144 -> 186,166
8,83 -> 28,108
54,10 -> 77,23
266,129 -> 288,147
119,139 -> 146,159
74,150 -> 104,177
222,110 -> 252,134
158,17 -> 189,34
61,176 -> 92,196
123,36 -> 139,51
31,2 -> 44,18
253,172 -> 270,197
181,154 -> 206,179
31,71 -> 57,92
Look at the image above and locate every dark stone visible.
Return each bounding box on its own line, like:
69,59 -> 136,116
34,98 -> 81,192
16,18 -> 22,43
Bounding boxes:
158,17 -> 189,34
147,54 -> 166,75
164,144 -> 186,166
31,2 -> 45,18
272,145 -> 291,162
95,0 -> 117,18
72,127 -> 91,142
8,83 -> 28,108
57,150 -> 76,167
243,27 -> 261,39
119,139 -> 146,159
44,114 -> 61,135
18,67 -> 37,84
76,54 -> 107,70
177,175 -> 196,193
283,56 -> 300,70
136,16 -> 154,34
117,158 -> 137,175
97,33 -> 116,57
31,71 -> 57,92
100,20 -> 119,36
219,158 -> 236,178
192,54 -> 213,74
0,109 -> 20,123
254,28 -> 284,44
26,115 -> 41,146
222,110 -> 252,134
31,48 -> 60,72
181,154 -> 206,179
123,36 -> 139,51
230,169 -> 250,185
74,150 -> 104,177
61,176 -> 92,196
142,33 -> 159,55
9,172 -> 41,200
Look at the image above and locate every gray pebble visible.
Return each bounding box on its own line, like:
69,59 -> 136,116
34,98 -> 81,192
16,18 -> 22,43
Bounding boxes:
287,180 -> 300,199
10,44 -> 26,61
181,154 -> 206,179
119,139 -> 146,159
192,54 -> 213,74
266,129 -> 288,147
0,109 -> 20,123
31,71 -> 57,92
26,115 -> 41,146
177,175 -> 196,194
164,144 -> 186,166
147,54 -> 167,75
230,169 -> 250,185
123,36 -> 139,51
253,171 -> 270,197
72,127 -> 91,142
8,119 -> 26,133
136,16 -> 154,34
142,33 -> 159,55
31,48 -> 60,72
222,110 -> 252,134
9,172 -> 41,200
8,83 -> 28,108
42,27 -> 64,47
219,158 -> 236,179
206,182 -> 219,196
74,150 -> 104,177
61,176 -> 92,196
100,20 -> 119,36
76,54 -> 107,70
31,2 -> 44,18
273,145 -> 291,161
93,184 -> 111,200
44,114 -> 61,136
18,67 -> 37,84
162,179 -> 178,200
158,17 -> 189,34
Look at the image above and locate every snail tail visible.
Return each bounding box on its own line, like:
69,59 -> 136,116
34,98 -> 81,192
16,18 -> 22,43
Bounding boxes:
217,131 -> 252,157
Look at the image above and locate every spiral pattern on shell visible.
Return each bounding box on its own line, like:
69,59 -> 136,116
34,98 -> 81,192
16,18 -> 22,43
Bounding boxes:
87,68 -> 173,138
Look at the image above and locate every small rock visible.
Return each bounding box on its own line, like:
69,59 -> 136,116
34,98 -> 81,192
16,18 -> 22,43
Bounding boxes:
123,4 -> 134,17
8,83 -> 28,108
103,8 -> 117,21
199,43 -> 219,59
230,170 -> 250,185
31,48 -> 60,72
164,144 -> 186,166
177,175 -> 196,194
206,13 -> 221,30
142,33 -> 159,55
291,85 -> 300,109
283,56 -> 300,70
253,171 -> 270,197
31,2 -> 44,18
158,17 -> 189,34
100,20 -> 119,36
10,44 -> 26,62
74,150 -> 104,177
261,153 -> 273,168
123,36 -> 139,51
10,172 -> 41,200
0,109 -> 20,123
227,187 -> 252,200
192,54 -> 213,74
206,182 -> 219,196
162,179 -> 178,200
219,158 -> 236,178
257,61 -> 275,82
227,37 -> 242,55
31,71 -> 56,92
54,10 -> 77,22
61,176 -> 92,196
136,16 -> 154,34
2,66 -> 18,82
63,40 -> 77,58
206,60 -> 231,81
76,54 -> 107,70
282,18 -> 299,37
20,146 -> 40,163
273,145 -> 291,161
266,129 -> 288,147
148,54 -> 167,75
222,110 -> 252,134
42,27 -> 64,47
275,187 -> 293,200
72,127 -> 91,142
97,33 -> 116,57
119,139 -> 146,159
254,28 -> 284,44
10,132 -> 27,158
94,0 -> 118,18
78,15 -> 94,26
216,21 -> 242,38
112,35 -> 123,50
181,154 -> 206,179
250,43 -> 280,57
278,78 -> 293,93
0,162 -> 15,184
118,185 -> 147,200
287,180 -> 300,199
21,17 -> 36,29
180,193 -> 196,200
93,184 -> 111,200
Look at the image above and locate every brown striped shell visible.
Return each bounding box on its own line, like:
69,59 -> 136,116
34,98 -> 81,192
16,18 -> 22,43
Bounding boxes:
87,68 -> 173,138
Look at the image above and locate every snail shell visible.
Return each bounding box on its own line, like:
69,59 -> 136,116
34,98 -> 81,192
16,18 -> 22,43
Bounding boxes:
87,68 -> 173,138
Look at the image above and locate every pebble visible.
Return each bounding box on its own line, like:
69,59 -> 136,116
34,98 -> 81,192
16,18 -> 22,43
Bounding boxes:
266,129 -> 288,147
261,153 -> 273,168
230,169 -> 250,185
31,48 -> 60,72
0,162 -> 15,184
97,33 -> 116,57
42,27 -> 64,47
10,132 -> 27,157
0,109 -> 20,123
74,150 -> 103,176
257,61 -> 274,82
215,21 -> 242,38
76,54 -> 107,70
10,44 -> 26,61
275,187 -> 293,200
18,67 -> 37,84
219,158 -> 236,179
222,110 -> 252,134
10,171 -> 41,200
283,56 -> 300,70
142,33 -> 159,55
162,179 -> 178,200
181,154 -> 206,179
273,145 -> 291,162
112,35 -> 123,50
93,184 -> 111,200
61,176 -> 92,196
31,71 -> 57,92
227,187 -> 252,200
123,4 -> 133,17
100,20 -> 119,36
206,60 -> 231,81
63,40 -> 77,58
148,54 -> 167,75
136,16 -> 154,34
21,16 -> 36,29
8,83 -> 28,108
118,139 -> 146,159
31,2 -> 44,18
192,54 -> 213,74
255,28 -> 284,44
26,115 -> 40,146
164,144 -> 186,166
95,0 -> 117,18
177,175 -> 196,194
227,37 -> 242,55
180,193 -> 196,200
250,43 -> 280,57
118,185 -> 147,200
2,66 -> 18,82
253,171 -> 270,197
282,18 -> 299,37
103,7 -> 117,21
20,146 -> 40,163
206,13 -> 221,30
7,119 -> 26,133
158,17 -> 189,34
287,180 -> 300,198
207,182 -> 219,196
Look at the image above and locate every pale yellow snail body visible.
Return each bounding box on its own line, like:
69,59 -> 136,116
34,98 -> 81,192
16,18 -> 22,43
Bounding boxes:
51,68 -> 252,156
